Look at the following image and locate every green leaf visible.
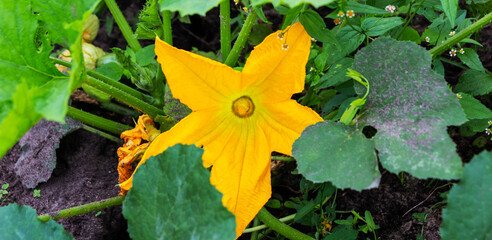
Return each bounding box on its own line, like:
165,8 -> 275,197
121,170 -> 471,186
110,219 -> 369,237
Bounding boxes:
281,4 -> 303,30
346,1 -> 390,15
440,0 -> 458,27
457,48 -> 485,72
352,38 -> 466,180
458,93 -> 492,120
336,26 -> 365,55
135,44 -> 157,66
362,17 -> 404,37
0,0 -> 99,158
293,121 -> 380,191
159,0 -> 221,16
440,151 -> 492,240
299,10 -> 337,43
396,27 -> 421,44
123,144 -> 236,240
95,62 -> 124,81
0,204 -> 73,240
316,58 -> 354,90
251,0 -> 336,8
135,0 -> 164,39
254,6 -> 273,24
454,69 -> 492,96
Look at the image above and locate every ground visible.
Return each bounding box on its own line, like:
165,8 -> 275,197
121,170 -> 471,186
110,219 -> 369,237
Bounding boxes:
1,1 -> 491,239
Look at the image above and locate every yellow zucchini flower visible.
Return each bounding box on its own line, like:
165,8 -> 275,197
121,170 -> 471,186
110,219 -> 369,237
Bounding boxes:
121,22 -> 323,237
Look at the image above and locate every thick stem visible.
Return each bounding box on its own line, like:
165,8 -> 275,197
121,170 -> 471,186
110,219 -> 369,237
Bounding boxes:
50,57 -> 154,105
243,213 -> 295,233
82,124 -> 123,143
256,208 -> 314,240
161,10 -> 173,45
271,156 -> 295,161
104,0 -> 142,51
429,11 -> 492,58
67,107 -> 132,135
224,10 -> 257,67
85,76 -> 166,118
220,0 -> 231,61
38,196 -> 125,222
100,102 -> 140,117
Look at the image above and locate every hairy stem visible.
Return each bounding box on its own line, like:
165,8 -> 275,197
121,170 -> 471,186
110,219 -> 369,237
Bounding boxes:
161,10 -> 173,45
220,0 -> 231,61
104,0 -> 141,50
256,208 -> 314,240
224,10 -> 257,67
243,213 -> 296,233
50,57 -> 154,105
67,107 -> 132,135
85,76 -> 166,118
429,11 -> 492,58
38,196 -> 125,222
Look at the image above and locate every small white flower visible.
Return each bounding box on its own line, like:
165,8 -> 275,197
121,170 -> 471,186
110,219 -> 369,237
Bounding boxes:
277,32 -> 284,40
456,93 -> 462,99
346,10 -> 355,18
310,67 -> 315,72
425,36 -> 430,43
449,31 -> 455,36
486,128 -> 491,135
488,120 -> 492,125
459,48 -> 465,54
337,11 -> 344,17
449,49 -> 457,57
385,5 -> 396,13
281,43 -> 289,51
311,38 -> 317,42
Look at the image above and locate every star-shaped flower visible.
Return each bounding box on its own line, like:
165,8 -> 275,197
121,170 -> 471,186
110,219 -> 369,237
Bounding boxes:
120,22 -> 323,237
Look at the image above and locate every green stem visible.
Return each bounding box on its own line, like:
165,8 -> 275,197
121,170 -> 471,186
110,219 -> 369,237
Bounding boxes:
271,156 -> 295,161
82,124 -> 123,143
250,217 -> 260,240
104,0 -> 142,51
256,208 -> 314,240
244,213 -> 296,233
67,107 -> 132,135
100,102 -> 140,117
429,11 -> 492,58
161,10 -> 173,45
220,0 -> 231,61
85,76 -> 166,118
50,57 -> 154,105
38,196 -> 125,222
224,10 -> 257,67
395,0 -> 425,40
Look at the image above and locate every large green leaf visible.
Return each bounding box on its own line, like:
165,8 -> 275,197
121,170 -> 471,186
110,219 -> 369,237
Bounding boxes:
440,0 -> 458,27
440,151 -> 492,240
362,17 -> 404,37
352,38 -> 466,180
159,0 -> 221,16
0,204 -> 73,240
251,0 -> 336,8
0,0 -> 99,158
293,121 -> 380,190
123,144 -> 236,240
454,69 -> 492,96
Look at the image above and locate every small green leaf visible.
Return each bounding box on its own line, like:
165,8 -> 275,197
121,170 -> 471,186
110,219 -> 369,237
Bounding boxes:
251,0 -> 336,8
457,48 -> 485,72
123,144 -> 236,240
455,69 -> 492,96
396,27 -> 421,44
362,17 -> 404,37
135,44 -> 156,66
299,10 -> 336,43
458,93 -> 492,120
253,6 -> 272,24
440,151 -> 492,240
316,58 -> 354,90
336,26 -> 364,55
440,0 -> 458,27
159,0 -> 221,16
293,121 -> 380,191
0,204 -> 73,239
95,62 -> 124,81
281,4 -> 303,30
135,0 -> 164,39
352,38 -> 466,180
346,1 -> 389,15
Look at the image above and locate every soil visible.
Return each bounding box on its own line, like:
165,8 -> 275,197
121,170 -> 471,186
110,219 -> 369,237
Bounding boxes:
1,1 -> 491,240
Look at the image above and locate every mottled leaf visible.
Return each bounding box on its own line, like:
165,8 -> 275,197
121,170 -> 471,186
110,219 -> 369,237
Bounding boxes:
440,151 -> 492,240
123,144 -> 236,240
0,204 -> 73,240
159,0 -> 221,16
0,0 -> 99,158
352,38 -> 466,179
455,69 -> 492,96
293,121 -> 380,190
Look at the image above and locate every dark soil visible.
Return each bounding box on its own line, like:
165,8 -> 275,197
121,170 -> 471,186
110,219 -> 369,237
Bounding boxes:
1,1 -> 491,240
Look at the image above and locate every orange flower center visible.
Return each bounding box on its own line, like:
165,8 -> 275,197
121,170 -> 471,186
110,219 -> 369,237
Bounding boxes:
232,96 -> 255,118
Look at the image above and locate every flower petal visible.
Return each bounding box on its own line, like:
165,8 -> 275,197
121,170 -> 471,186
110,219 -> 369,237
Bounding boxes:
155,37 -> 241,110
241,22 -> 311,103
260,100 -> 323,156
207,120 -> 272,237
119,110 -> 221,191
